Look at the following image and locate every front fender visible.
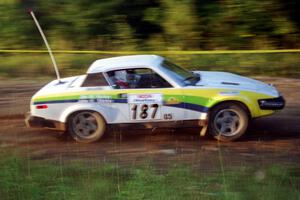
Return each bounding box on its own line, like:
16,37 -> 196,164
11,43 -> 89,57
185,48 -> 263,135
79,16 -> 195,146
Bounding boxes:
206,95 -> 265,118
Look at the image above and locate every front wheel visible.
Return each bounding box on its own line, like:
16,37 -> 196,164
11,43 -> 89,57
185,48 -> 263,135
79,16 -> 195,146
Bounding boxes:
208,103 -> 249,141
68,111 -> 106,143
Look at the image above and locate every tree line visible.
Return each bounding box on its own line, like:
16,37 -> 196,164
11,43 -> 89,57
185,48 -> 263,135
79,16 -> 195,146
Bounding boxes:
1,0 -> 300,50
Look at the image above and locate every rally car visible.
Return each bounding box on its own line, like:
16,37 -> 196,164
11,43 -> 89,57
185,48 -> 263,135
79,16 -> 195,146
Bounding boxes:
26,55 -> 285,142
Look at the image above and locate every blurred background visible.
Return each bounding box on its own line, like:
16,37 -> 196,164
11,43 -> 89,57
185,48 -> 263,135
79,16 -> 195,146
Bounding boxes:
0,0 -> 300,78
0,2 -> 300,198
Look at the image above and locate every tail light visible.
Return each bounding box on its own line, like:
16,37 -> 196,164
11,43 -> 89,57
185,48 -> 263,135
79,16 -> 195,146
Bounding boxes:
36,105 -> 48,109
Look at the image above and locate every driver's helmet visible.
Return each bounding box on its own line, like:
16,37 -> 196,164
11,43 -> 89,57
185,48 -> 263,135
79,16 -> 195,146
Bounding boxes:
126,69 -> 136,81
126,69 -> 140,88
114,70 -> 127,82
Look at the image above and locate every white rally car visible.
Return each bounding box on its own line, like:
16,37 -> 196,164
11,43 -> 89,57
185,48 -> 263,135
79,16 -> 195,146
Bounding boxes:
26,55 -> 285,142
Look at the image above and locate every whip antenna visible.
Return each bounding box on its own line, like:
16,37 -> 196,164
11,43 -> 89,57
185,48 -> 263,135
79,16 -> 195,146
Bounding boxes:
29,10 -> 61,82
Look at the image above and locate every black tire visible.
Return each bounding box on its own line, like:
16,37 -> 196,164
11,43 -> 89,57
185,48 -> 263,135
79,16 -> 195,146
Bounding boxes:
68,111 -> 106,143
208,102 -> 249,142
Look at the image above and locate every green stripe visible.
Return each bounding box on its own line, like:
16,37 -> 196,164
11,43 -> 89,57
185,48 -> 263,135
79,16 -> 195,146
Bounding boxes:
35,94 -> 216,107
34,95 -> 81,102
184,95 -> 213,106
164,94 -> 216,107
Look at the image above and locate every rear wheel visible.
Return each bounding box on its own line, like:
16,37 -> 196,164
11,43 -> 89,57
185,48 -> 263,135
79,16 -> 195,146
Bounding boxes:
68,111 -> 106,143
209,102 -> 249,141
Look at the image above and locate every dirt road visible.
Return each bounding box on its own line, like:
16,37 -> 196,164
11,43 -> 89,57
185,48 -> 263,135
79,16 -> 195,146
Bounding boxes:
0,77 -> 299,171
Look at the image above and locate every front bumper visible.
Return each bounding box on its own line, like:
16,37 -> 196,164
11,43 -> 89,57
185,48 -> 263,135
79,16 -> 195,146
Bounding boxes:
258,96 -> 285,110
25,113 -> 66,131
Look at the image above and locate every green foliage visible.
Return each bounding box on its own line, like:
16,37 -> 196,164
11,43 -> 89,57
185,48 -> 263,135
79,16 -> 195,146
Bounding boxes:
0,53 -> 299,78
195,0 -> 300,50
0,0 -> 300,50
0,154 -> 299,200
0,3 -> 38,48
0,0 -> 299,78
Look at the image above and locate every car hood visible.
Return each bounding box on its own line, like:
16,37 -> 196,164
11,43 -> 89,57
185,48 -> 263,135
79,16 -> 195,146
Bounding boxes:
192,71 -> 279,97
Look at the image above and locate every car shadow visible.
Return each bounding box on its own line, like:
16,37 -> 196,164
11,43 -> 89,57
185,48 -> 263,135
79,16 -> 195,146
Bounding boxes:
241,116 -> 300,142
42,114 -> 300,144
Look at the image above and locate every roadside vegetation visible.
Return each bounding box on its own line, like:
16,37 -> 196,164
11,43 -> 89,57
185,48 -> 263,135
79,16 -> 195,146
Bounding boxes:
0,1 -> 300,78
1,1 -> 300,50
0,153 -> 299,200
1,53 -> 299,78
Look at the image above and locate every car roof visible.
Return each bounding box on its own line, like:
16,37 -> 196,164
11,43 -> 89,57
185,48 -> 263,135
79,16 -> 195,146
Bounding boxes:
87,55 -> 164,74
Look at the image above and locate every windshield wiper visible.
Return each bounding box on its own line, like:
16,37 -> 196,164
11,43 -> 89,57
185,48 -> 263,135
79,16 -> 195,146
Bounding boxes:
184,76 -> 195,81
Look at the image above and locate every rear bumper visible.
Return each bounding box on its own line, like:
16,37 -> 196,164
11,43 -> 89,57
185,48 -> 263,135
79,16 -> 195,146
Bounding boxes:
258,96 -> 285,110
25,113 -> 66,131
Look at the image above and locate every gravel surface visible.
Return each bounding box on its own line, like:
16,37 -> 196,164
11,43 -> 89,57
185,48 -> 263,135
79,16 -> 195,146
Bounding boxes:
0,77 -> 299,171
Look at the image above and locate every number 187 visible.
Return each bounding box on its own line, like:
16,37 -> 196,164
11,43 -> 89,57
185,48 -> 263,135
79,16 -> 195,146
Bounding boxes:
131,104 -> 159,120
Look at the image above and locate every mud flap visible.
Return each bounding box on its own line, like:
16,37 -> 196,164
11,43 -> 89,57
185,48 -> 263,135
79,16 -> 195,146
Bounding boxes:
200,115 -> 209,137
200,125 -> 208,136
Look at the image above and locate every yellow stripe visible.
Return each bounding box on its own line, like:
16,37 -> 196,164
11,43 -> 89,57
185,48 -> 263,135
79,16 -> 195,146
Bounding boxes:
1,49 -> 300,54
34,88 -> 274,118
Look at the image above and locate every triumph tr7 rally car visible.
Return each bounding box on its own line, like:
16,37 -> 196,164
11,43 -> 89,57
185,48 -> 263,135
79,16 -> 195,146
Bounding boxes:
26,55 -> 285,142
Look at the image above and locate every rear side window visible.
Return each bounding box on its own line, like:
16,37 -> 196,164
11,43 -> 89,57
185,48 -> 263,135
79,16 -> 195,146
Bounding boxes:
81,73 -> 109,87
106,68 -> 172,89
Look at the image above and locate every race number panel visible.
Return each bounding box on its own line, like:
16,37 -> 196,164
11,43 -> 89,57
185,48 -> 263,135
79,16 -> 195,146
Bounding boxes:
128,94 -> 163,121
130,104 -> 161,120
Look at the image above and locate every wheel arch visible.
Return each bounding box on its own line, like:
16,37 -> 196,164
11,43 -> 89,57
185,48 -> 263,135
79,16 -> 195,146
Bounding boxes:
208,100 -> 252,118
59,105 -> 108,124
65,109 -> 108,125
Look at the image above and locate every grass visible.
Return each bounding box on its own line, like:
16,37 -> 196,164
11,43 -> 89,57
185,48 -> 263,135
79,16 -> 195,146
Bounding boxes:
0,153 -> 299,200
0,53 -> 299,78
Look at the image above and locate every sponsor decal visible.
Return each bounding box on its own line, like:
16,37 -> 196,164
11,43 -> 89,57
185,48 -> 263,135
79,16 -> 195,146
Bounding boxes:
219,91 -> 240,96
128,93 -> 163,105
79,95 -> 112,103
165,97 -> 180,105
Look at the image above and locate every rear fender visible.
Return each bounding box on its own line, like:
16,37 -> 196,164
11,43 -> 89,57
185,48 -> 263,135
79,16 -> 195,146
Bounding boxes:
59,104 -> 109,123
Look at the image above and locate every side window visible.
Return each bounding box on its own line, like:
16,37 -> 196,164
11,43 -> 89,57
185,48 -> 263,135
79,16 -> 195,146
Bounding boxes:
106,68 -> 172,89
81,73 -> 109,87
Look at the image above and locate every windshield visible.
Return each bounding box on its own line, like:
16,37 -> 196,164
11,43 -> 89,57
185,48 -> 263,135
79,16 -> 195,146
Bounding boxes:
161,60 -> 200,86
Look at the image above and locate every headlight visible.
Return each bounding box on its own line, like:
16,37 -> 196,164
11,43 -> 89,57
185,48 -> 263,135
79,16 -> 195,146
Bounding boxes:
258,96 -> 285,110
